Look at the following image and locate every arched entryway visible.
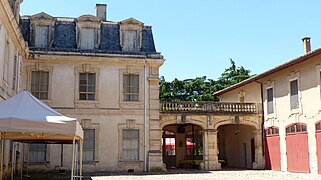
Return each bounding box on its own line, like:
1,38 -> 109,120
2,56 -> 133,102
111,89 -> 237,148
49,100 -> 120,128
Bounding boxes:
217,124 -> 255,169
162,124 -> 203,169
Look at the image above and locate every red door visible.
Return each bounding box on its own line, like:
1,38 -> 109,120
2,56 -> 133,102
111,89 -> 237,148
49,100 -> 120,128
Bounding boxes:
286,123 -> 310,173
315,121 -> 321,174
265,127 -> 281,170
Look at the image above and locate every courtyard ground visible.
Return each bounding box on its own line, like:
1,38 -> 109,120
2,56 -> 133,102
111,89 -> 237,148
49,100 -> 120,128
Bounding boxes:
90,169 -> 321,180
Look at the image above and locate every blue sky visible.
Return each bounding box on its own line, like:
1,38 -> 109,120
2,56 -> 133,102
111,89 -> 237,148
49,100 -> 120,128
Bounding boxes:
21,0 -> 321,81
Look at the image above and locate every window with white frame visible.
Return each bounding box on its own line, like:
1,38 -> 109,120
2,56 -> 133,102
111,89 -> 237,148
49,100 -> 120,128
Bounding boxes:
31,71 -> 49,99
267,87 -> 274,114
122,129 -> 139,161
83,129 -> 95,161
123,74 -> 139,101
29,143 -> 47,162
79,73 -> 96,100
35,25 -> 49,47
79,28 -> 95,49
290,79 -> 299,110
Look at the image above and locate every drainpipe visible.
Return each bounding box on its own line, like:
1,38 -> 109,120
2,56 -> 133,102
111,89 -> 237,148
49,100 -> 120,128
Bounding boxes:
255,80 -> 265,156
144,64 -> 148,172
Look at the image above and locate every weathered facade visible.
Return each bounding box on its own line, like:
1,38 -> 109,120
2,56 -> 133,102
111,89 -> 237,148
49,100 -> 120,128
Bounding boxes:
214,38 -> 321,174
20,4 -> 165,172
0,0 -> 28,177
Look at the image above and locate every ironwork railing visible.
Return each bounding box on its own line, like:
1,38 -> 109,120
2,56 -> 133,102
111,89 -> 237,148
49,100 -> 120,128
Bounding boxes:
160,101 -> 261,114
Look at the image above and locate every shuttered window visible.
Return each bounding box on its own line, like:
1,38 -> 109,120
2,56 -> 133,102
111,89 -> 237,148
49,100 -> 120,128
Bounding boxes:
12,55 -> 17,91
80,28 -> 95,49
35,25 -> 49,47
267,88 -> 274,114
31,71 -> 49,99
123,74 -> 139,101
3,40 -> 9,82
122,129 -> 139,161
290,79 -> 299,110
29,144 -> 47,162
83,129 -> 95,161
123,30 -> 137,51
79,73 -> 95,100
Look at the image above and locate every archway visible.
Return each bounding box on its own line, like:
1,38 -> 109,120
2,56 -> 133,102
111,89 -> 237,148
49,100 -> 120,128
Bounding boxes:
217,124 -> 255,169
162,124 -> 203,169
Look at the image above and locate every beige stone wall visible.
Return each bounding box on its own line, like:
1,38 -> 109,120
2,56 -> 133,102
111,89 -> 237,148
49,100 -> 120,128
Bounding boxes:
23,53 -> 164,172
218,53 -> 321,174
219,83 -> 261,103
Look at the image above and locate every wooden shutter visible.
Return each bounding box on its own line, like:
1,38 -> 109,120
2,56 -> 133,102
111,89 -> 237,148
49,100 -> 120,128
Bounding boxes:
290,80 -> 299,109
267,88 -> 274,114
35,25 -> 49,47
80,28 -> 95,49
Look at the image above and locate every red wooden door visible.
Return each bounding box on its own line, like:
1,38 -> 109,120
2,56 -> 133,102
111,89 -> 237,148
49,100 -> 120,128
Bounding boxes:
286,133 -> 309,173
265,135 -> 281,170
316,121 -> 321,174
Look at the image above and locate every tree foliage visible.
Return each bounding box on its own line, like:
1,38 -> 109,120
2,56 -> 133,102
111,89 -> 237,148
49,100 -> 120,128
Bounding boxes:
159,59 -> 252,101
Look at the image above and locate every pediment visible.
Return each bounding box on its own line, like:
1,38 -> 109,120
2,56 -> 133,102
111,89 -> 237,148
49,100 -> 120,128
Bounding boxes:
30,12 -> 55,21
77,15 -> 100,22
120,18 -> 144,26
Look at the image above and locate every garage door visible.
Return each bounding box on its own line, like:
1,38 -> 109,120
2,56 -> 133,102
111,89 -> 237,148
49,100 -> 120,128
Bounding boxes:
265,127 -> 280,170
285,123 -> 309,173
315,121 -> 321,174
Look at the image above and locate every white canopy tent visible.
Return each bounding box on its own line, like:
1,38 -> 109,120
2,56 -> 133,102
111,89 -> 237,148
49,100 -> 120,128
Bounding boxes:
0,91 -> 83,180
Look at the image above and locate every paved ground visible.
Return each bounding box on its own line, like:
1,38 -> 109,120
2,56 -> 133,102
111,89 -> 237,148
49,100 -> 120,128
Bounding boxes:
90,170 -> 321,180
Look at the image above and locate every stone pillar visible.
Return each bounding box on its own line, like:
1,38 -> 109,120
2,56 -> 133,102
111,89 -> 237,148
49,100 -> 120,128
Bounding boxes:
204,129 -> 221,170
253,129 -> 265,169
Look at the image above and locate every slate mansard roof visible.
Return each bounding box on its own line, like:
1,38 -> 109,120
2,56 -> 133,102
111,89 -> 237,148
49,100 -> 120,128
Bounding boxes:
20,14 -> 159,55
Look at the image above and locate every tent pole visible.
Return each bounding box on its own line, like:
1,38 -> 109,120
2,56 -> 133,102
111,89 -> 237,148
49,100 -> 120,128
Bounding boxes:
0,137 -> 3,180
71,137 -> 75,180
79,139 -> 83,180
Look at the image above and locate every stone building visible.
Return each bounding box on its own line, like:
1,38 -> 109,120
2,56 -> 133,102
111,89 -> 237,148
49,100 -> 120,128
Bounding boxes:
0,0 -> 28,176
20,4 -> 165,172
214,37 -> 321,174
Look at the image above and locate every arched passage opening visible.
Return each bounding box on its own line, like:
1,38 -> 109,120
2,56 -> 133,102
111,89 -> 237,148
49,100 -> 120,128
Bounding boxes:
218,124 -> 255,169
162,123 -> 203,169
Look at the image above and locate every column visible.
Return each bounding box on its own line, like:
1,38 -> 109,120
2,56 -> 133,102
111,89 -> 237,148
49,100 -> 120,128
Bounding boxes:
253,129 -> 265,169
204,129 -> 221,170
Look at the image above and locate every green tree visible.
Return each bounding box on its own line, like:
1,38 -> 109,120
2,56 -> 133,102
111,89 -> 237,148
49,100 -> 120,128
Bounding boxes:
159,59 -> 251,101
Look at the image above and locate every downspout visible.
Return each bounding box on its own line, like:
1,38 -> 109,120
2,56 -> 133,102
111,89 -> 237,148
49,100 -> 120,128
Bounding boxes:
255,80 -> 265,156
144,64 -> 148,172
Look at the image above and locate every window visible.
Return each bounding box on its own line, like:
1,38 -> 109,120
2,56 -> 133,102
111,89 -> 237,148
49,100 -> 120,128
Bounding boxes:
162,131 -> 175,156
83,129 -> 95,161
29,144 -> 47,162
79,28 -> 95,49
79,73 -> 95,100
35,25 -> 49,47
123,74 -> 139,101
267,87 -> 274,114
12,55 -> 17,91
285,123 -> 307,134
122,129 -> 139,161
31,71 -> 49,99
290,79 -> 299,110
316,121 -> 321,131
123,30 -> 137,51
3,39 -> 9,82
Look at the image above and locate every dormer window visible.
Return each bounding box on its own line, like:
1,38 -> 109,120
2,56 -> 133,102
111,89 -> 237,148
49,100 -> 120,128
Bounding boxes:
76,15 -> 100,50
79,28 -> 95,49
35,25 -> 49,47
120,18 -> 143,52
30,12 -> 55,48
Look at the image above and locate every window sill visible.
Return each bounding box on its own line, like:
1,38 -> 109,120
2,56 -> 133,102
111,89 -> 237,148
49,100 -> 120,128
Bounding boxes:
23,161 -> 50,165
74,100 -> 99,108
119,101 -> 144,109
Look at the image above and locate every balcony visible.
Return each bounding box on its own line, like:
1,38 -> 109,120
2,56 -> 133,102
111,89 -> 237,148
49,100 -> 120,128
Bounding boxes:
160,101 -> 262,115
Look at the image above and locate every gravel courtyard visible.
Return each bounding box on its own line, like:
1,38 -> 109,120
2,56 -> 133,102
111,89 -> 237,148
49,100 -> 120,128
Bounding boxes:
91,170 -> 321,180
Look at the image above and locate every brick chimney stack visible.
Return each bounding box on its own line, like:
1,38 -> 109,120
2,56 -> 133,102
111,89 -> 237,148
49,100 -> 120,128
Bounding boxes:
96,4 -> 107,21
302,37 -> 311,54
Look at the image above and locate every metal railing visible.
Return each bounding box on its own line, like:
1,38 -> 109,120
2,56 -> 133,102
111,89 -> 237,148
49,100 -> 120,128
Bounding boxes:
160,101 -> 261,114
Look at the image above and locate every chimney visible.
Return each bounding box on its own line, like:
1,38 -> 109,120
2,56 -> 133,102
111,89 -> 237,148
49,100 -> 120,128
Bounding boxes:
96,4 -> 107,21
302,37 -> 311,54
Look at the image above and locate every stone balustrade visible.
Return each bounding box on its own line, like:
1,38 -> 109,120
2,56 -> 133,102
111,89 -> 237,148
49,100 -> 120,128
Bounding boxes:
160,101 -> 261,114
